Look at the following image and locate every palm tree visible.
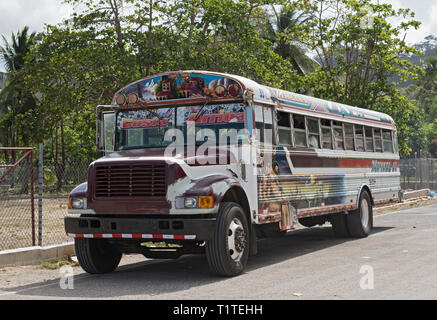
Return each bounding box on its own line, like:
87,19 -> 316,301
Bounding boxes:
0,26 -> 37,148
261,6 -> 319,76
0,26 -> 37,72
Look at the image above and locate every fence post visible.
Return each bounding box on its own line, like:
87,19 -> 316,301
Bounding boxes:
30,149 -> 35,246
38,143 -> 43,246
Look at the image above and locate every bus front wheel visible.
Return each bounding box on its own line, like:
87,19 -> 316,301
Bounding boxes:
206,202 -> 250,277
75,238 -> 122,274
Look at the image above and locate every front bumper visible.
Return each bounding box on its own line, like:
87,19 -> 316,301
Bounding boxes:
64,216 -> 217,241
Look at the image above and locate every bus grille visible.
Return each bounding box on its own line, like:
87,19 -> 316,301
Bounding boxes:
95,164 -> 166,198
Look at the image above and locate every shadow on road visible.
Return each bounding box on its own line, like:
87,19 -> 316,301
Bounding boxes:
1,225 -> 392,299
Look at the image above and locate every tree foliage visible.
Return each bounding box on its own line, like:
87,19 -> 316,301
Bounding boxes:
0,0 -> 431,162
0,26 -> 38,150
283,0 -> 423,154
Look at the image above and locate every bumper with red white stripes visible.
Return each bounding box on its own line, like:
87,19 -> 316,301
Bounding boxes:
64,216 -> 217,241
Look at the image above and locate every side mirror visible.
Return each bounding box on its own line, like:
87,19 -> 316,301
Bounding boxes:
96,106 -> 115,153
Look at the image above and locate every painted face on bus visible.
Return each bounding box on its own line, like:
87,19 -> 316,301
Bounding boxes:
272,162 -> 280,175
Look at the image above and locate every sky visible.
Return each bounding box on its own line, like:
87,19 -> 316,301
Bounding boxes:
0,0 -> 436,72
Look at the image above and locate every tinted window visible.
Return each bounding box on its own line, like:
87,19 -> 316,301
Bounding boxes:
355,125 -> 364,151
383,129 -> 393,153
321,119 -> 332,149
277,111 -> 291,146
365,126 -> 374,152
293,115 -> 306,130
293,114 -> 307,147
277,111 -> 290,127
344,124 -> 354,150
333,126 -> 344,150
322,128 -> 332,149
307,118 -> 320,148
374,128 -> 382,152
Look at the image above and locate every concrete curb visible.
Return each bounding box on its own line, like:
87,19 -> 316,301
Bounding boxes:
374,197 -> 437,214
0,242 -> 74,268
403,189 -> 430,200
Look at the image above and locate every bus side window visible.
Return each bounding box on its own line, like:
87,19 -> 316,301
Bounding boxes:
277,111 -> 292,146
293,114 -> 307,147
383,129 -> 393,153
307,117 -> 320,148
333,121 -> 344,149
374,128 -> 382,152
264,107 -> 274,146
365,126 -> 374,152
254,105 -> 264,145
355,125 -> 364,151
393,131 -> 398,153
344,123 -> 355,150
321,119 -> 332,149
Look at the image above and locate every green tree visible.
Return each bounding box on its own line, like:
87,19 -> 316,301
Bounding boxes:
285,0 -> 423,154
405,56 -> 437,156
0,26 -> 38,150
258,5 -> 319,76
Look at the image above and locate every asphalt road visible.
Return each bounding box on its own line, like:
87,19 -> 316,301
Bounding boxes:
1,203 -> 437,300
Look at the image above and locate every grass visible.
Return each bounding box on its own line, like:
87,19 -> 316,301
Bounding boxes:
140,242 -> 182,248
40,258 -> 79,270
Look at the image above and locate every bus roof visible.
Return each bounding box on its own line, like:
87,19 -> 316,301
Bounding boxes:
112,70 -> 395,126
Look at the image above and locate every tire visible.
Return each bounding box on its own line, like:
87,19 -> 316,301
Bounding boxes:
206,202 -> 250,277
346,190 -> 373,238
75,238 -> 122,274
330,213 -> 350,237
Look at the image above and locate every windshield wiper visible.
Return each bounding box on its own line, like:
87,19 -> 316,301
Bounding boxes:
192,98 -> 211,122
138,101 -> 162,131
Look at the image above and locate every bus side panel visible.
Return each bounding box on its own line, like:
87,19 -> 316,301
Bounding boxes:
256,146 -> 348,229
256,147 -> 400,228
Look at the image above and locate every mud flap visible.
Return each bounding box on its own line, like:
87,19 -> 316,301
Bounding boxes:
249,223 -> 258,256
280,202 -> 298,231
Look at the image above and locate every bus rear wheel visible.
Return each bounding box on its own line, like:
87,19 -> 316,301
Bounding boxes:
75,238 -> 122,274
346,190 -> 373,238
206,202 -> 250,277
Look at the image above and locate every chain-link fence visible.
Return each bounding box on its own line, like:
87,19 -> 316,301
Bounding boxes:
38,157 -> 91,247
0,146 -> 93,251
0,148 -> 35,250
400,158 -> 437,191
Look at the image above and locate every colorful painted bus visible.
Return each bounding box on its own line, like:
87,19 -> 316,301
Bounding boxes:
64,71 -> 400,276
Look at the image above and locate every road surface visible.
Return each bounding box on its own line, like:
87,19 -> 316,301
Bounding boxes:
1,203 -> 437,300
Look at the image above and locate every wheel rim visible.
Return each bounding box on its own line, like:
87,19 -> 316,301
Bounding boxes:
360,198 -> 370,229
227,217 -> 246,261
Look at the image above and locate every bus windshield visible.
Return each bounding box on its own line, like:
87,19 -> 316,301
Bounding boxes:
114,103 -> 246,150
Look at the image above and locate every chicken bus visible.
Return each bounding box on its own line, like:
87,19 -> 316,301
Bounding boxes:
64,71 -> 400,276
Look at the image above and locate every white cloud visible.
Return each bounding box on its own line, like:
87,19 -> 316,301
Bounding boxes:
382,0 -> 437,45
0,0 -> 75,71
0,0 -> 73,39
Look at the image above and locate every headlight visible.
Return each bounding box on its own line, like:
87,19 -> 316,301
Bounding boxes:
184,197 -> 198,208
175,196 -> 214,209
69,197 -> 86,209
